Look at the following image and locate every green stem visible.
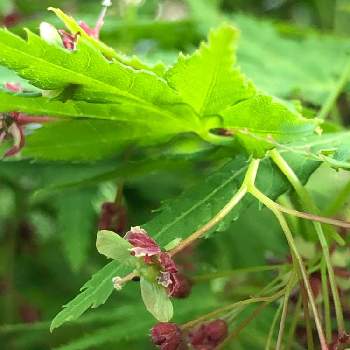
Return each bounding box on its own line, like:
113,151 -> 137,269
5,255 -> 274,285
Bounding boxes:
249,186 -> 328,350
193,264 -> 288,282
265,301 -> 283,350
170,159 -> 260,256
317,59 -> 350,120
300,281 -> 315,350
269,149 -> 344,333
321,257 -> 332,342
217,302 -> 269,349
276,275 -> 295,350
181,284 -> 286,331
285,296 -> 302,350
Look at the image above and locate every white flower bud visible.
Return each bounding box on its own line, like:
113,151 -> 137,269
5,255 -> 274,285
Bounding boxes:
39,22 -> 62,47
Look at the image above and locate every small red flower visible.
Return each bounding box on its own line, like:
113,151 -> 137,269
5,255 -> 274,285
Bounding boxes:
151,322 -> 182,350
189,319 -> 228,350
124,227 -> 192,298
125,226 -> 161,257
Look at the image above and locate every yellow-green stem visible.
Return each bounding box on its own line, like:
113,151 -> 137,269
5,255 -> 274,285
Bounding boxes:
249,186 -> 328,350
269,149 -> 344,333
170,159 -> 260,256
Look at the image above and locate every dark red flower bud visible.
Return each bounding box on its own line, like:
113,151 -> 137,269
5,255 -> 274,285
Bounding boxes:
19,303 -> 41,324
2,12 -> 21,27
98,202 -> 127,234
125,226 -> 161,257
151,322 -> 182,350
189,319 -> 228,350
309,273 -> 321,298
168,273 -> 192,299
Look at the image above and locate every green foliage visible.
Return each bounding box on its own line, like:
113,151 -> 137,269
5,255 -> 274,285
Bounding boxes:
51,152 -> 319,329
234,14 -> 350,105
0,16 -> 317,160
166,24 -> 254,116
140,276 -> 173,322
50,262 -> 131,331
96,230 -> 134,264
1,2 -> 350,349
56,189 -> 97,272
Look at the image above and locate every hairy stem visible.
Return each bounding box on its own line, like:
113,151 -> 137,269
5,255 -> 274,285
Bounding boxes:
269,149 -> 344,333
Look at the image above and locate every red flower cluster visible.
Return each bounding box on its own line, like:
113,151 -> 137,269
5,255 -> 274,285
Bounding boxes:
125,227 -> 191,298
151,319 -> 228,350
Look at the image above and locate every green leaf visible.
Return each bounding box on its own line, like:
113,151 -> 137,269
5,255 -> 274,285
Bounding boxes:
221,94 -> 319,156
50,262 -> 131,331
49,7 -> 167,76
140,277 -> 173,322
166,24 -> 317,154
22,119 -> 189,161
145,154 -> 320,248
279,131 -> 350,170
166,24 -> 255,116
0,27 -> 179,107
56,188 -> 96,272
96,230 -> 135,265
53,321 -> 153,350
0,90 -> 198,130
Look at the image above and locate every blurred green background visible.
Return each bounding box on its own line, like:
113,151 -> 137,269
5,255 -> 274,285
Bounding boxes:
1,0 -> 350,349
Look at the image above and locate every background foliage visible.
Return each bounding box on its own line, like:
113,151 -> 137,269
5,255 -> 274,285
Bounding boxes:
0,0 -> 350,349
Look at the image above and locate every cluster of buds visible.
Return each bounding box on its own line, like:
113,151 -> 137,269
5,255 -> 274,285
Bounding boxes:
151,319 -> 228,350
125,227 -> 191,298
